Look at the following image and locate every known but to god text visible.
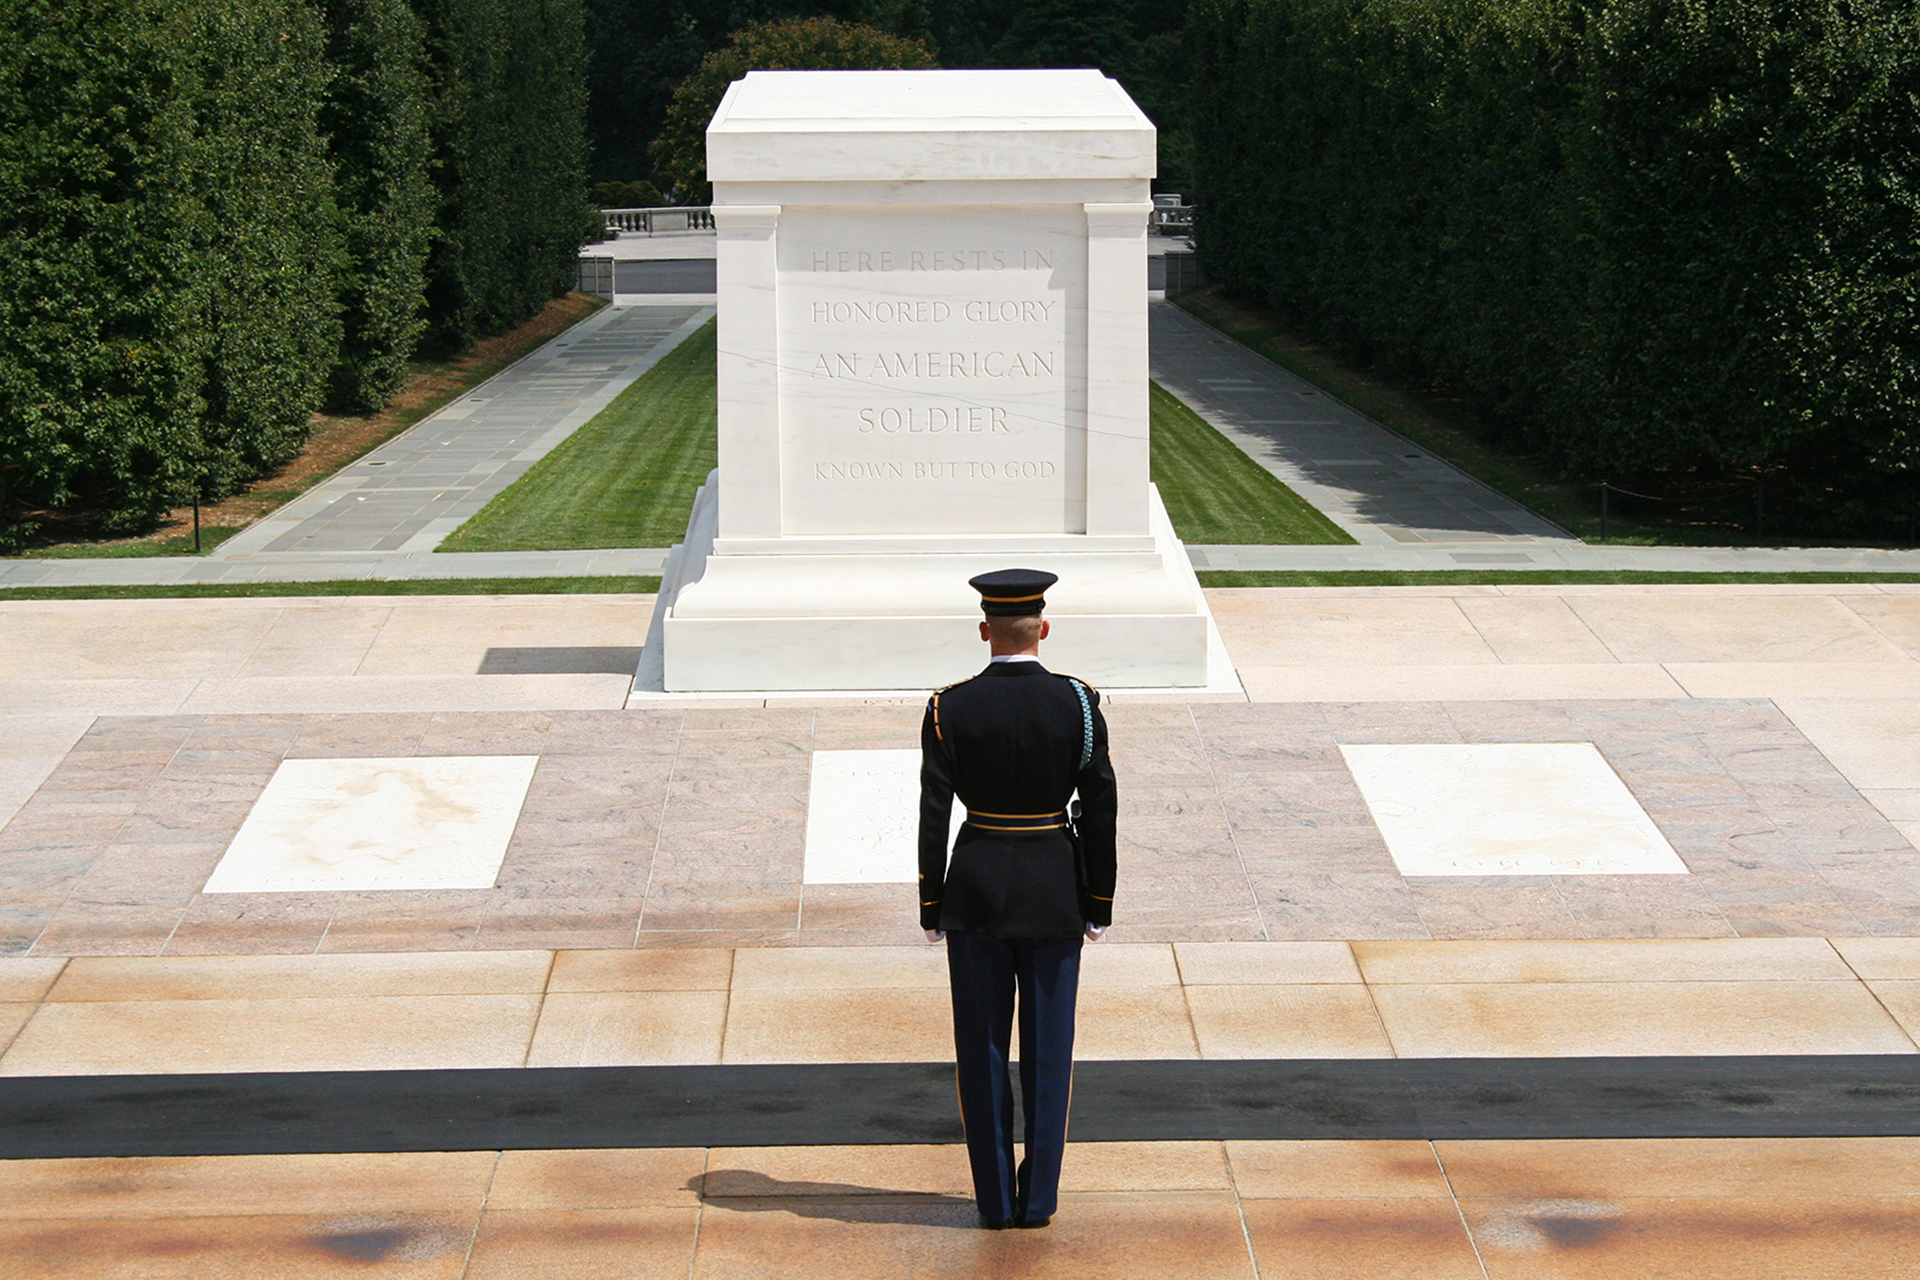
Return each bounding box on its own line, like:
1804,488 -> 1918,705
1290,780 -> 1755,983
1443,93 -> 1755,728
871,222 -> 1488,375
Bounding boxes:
812,460 -> 1058,481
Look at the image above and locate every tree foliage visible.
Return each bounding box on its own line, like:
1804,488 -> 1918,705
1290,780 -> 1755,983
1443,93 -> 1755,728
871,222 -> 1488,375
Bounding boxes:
585,0 -> 1194,194
582,0 -> 934,185
415,0 -> 593,346
0,0 -> 589,541
649,17 -> 939,203
1190,0 -> 1920,524
0,0 -> 342,533
192,0 -> 345,497
320,0 -> 437,411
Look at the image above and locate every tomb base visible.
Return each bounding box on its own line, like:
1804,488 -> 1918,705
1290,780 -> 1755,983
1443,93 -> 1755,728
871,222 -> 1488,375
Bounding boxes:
642,470 -> 1216,692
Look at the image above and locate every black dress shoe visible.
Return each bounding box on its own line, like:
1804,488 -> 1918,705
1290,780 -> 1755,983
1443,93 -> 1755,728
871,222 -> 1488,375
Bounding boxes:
979,1214 -> 1014,1230
1015,1214 -> 1051,1229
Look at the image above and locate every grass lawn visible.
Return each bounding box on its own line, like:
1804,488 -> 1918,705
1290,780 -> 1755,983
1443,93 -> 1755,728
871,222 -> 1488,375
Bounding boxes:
441,318 -> 1351,551
439,320 -> 718,552
0,576 -> 661,602
1150,382 -> 1353,544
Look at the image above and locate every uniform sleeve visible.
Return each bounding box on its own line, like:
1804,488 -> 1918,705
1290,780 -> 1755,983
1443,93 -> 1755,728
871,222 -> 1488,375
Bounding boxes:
918,695 -> 956,931
1076,689 -> 1118,928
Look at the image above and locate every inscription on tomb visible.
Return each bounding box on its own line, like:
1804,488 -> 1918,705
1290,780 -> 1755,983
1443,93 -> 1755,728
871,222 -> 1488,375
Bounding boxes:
811,352 -> 1055,380
808,249 -> 1055,272
776,205 -> 1086,535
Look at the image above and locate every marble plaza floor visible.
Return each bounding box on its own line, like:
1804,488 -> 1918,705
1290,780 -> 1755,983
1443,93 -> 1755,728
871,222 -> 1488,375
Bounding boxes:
7,584 -> 1920,1274
11,1137 -> 1920,1279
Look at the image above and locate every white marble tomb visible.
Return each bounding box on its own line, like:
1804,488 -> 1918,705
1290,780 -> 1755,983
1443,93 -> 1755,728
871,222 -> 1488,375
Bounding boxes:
647,69 -> 1215,691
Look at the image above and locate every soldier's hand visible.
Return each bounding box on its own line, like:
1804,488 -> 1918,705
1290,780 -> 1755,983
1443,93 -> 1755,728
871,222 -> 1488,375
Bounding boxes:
925,929 -> 947,943
1084,923 -> 1106,942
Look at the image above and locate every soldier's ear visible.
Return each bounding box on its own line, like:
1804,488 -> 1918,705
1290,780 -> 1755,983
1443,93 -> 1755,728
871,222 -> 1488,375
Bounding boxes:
1039,619 -> 1051,641
979,620 -> 992,643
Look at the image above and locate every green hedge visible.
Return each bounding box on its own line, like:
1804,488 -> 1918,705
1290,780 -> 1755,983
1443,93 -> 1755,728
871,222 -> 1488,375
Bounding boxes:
0,0 -> 588,541
416,0 -> 591,346
0,0 -> 341,531
192,0 -> 345,498
1,0 -> 193,531
1190,0 -> 1920,524
321,0 -> 437,412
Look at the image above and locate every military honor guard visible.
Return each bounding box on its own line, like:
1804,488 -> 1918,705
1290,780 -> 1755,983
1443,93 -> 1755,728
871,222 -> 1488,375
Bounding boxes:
918,568 -> 1119,1229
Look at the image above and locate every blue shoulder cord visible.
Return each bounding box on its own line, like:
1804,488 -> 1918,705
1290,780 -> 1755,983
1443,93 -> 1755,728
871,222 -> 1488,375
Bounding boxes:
1068,679 -> 1093,772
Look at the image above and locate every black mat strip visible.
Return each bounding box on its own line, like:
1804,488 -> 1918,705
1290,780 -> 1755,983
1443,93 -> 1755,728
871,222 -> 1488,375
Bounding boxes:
6,1057 -> 1920,1159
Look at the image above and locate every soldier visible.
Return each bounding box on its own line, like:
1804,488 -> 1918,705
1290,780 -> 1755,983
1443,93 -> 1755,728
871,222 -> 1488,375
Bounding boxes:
918,568 -> 1119,1230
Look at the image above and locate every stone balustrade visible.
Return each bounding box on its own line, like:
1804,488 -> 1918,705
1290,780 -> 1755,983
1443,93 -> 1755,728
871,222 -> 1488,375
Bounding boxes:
602,206 -> 716,236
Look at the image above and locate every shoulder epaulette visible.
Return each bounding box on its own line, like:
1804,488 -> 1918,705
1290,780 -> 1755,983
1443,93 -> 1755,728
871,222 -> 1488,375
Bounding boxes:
1052,672 -> 1097,693
928,677 -> 970,742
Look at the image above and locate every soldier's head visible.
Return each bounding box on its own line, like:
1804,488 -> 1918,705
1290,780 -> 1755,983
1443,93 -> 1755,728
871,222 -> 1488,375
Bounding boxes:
982,613 -> 1048,652
968,568 -> 1057,655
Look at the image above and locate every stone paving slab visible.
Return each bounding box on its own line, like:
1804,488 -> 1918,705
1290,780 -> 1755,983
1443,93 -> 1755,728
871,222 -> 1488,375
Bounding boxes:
0,549 -> 669,589
3,586 -> 1920,957
5,585 -> 1920,1276
6,1136 -> 1918,1279
4,938 -> 1918,1072
4,698 -> 1918,957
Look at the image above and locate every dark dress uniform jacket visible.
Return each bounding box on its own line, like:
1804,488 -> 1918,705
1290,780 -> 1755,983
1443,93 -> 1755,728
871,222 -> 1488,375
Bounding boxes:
918,661 -> 1118,937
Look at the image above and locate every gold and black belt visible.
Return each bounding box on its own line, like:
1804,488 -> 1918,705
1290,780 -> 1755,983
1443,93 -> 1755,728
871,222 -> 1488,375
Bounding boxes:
964,809 -> 1068,832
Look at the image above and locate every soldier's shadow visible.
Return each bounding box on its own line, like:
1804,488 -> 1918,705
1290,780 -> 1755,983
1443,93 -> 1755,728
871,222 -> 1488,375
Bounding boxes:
692,1170 -> 977,1226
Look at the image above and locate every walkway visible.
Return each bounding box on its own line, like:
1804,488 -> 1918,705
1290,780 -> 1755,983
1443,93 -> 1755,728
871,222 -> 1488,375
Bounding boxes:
1190,541 -> 1920,572
1150,302 -> 1576,547
0,302 -> 704,591
215,303 -> 709,560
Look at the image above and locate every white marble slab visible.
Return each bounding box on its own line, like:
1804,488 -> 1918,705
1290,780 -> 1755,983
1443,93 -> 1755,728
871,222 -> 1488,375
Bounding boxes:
203,756 -> 539,893
803,750 -> 962,884
1340,743 -> 1687,877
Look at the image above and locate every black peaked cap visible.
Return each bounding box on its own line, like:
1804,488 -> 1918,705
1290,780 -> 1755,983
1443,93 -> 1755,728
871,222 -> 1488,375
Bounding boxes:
968,568 -> 1058,617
